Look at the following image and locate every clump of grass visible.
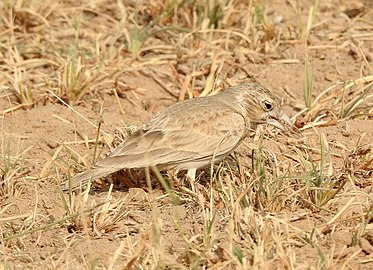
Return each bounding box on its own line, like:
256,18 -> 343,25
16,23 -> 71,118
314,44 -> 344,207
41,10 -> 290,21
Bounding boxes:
290,0 -> 319,39
0,133 -> 30,196
299,76 -> 373,130
293,133 -> 346,210
62,56 -> 93,102
249,138 -> 287,211
0,46 -> 34,110
64,187 -> 132,235
344,143 -> 373,186
126,0 -> 183,53
195,0 -> 224,28
253,0 -> 268,25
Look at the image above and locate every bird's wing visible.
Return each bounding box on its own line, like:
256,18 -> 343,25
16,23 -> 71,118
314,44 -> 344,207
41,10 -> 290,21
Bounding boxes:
97,107 -> 247,170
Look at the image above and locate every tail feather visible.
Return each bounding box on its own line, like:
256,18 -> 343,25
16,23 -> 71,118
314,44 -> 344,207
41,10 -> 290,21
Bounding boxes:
63,166 -> 118,191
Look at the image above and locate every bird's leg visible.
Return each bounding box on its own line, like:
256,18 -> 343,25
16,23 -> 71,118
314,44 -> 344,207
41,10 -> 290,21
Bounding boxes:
186,168 -> 197,192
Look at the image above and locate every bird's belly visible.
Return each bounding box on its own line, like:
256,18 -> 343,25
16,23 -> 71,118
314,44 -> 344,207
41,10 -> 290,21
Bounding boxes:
171,155 -> 226,171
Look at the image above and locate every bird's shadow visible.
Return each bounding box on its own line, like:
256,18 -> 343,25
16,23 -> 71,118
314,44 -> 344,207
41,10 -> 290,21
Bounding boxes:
80,169 -> 181,194
74,167 -> 217,195
88,160 -> 248,195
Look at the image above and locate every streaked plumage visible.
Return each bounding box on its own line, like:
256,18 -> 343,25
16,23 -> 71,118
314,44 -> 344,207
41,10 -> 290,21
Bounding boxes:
65,82 -> 296,191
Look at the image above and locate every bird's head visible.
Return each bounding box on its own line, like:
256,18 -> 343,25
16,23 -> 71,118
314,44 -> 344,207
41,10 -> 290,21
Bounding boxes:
234,82 -> 297,133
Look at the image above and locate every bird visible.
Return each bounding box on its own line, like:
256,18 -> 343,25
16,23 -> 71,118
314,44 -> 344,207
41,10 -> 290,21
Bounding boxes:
64,82 -> 296,191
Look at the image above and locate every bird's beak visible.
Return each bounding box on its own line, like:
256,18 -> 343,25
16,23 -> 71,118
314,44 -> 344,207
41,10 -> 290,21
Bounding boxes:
267,111 -> 298,133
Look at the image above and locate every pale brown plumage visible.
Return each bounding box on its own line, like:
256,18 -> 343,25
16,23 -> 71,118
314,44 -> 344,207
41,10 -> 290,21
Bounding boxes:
65,82 -> 296,191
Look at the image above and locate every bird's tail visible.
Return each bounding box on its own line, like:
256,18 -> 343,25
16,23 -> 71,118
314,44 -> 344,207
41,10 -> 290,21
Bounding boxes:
63,166 -> 118,192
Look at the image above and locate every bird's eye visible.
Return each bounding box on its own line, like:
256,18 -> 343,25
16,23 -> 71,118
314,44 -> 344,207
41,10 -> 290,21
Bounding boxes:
262,100 -> 273,111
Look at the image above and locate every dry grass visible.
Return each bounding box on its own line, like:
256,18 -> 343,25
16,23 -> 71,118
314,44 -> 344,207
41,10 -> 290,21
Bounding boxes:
1,0 -> 373,269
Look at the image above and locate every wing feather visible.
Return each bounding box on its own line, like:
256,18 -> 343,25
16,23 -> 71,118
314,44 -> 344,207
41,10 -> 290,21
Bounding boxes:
98,108 -> 247,168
